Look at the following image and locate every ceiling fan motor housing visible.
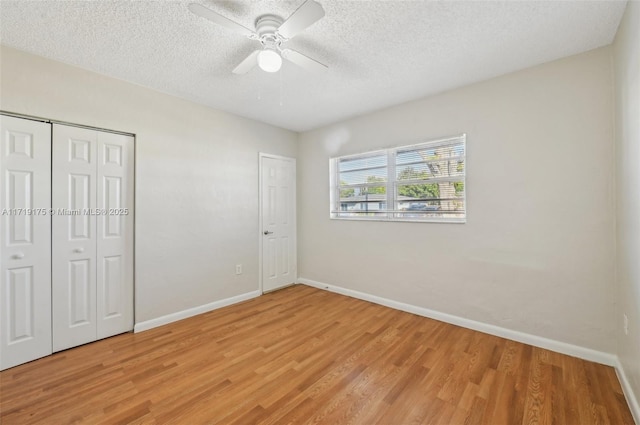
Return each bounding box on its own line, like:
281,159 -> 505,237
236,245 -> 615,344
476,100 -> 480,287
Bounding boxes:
255,15 -> 285,49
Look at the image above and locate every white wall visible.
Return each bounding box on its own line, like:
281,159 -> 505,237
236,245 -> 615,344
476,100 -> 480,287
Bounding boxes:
298,47 -> 616,353
614,0 -> 640,415
0,45 -> 297,323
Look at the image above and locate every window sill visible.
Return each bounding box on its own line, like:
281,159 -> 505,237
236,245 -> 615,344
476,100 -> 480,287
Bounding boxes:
330,216 -> 466,224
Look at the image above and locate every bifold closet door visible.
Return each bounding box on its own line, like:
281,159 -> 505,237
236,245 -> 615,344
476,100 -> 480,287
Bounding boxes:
52,125 -> 98,351
95,131 -> 134,340
52,124 -> 134,352
0,116 -> 52,370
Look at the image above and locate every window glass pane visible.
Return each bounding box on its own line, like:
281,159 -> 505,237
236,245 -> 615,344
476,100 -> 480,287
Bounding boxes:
397,182 -> 441,200
396,159 -> 464,180
395,197 -> 465,220
393,140 -> 465,221
338,153 -> 387,187
339,167 -> 387,185
339,185 -> 386,216
340,185 -> 386,199
339,153 -> 387,171
396,142 -> 464,165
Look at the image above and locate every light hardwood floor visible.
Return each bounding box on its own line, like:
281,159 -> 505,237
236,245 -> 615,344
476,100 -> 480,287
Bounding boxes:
0,285 -> 634,424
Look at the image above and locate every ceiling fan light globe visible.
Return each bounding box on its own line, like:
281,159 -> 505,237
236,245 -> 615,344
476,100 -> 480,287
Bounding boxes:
258,49 -> 282,72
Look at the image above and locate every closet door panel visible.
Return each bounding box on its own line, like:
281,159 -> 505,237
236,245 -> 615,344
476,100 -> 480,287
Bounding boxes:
96,132 -> 134,339
52,125 -> 97,352
0,115 -> 52,370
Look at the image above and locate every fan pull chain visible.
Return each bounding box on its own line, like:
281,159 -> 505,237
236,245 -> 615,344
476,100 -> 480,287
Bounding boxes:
279,66 -> 284,107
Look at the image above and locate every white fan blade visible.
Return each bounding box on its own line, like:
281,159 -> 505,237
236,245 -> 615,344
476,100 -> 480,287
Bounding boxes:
189,3 -> 255,37
281,48 -> 328,74
277,0 -> 325,39
233,50 -> 260,74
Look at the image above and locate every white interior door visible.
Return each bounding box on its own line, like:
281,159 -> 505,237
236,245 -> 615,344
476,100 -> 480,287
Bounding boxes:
96,131 -> 134,339
0,115 -> 52,370
260,154 -> 296,293
52,125 -> 98,351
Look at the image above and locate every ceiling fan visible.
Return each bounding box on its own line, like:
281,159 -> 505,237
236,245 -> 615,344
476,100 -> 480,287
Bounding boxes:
189,0 -> 328,74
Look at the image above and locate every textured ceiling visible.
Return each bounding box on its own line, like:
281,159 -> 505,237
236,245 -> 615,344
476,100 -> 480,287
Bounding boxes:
0,0 -> 628,132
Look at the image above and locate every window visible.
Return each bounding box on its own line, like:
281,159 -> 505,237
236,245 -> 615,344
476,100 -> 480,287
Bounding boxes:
330,134 -> 466,223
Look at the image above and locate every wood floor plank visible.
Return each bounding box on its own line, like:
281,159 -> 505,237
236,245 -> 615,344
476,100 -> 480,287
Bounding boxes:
0,285 -> 635,424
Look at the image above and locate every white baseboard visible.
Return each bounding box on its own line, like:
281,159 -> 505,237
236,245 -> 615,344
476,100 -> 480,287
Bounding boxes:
297,278 -> 616,367
615,357 -> 640,425
134,290 -> 261,333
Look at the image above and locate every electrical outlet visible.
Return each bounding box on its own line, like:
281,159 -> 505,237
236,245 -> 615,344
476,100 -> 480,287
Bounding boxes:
624,314 -> 629,336
235,264 -> 242,275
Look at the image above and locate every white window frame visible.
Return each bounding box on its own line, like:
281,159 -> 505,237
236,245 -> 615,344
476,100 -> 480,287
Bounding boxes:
330,134 -> 466,223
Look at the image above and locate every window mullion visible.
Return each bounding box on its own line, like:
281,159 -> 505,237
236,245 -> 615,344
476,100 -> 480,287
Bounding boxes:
331,158 -> 339,216
387,149 -> 395,220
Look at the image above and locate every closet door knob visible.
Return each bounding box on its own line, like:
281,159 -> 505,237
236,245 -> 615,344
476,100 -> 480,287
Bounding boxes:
11,253 -> 24,260
73,248 -> 85,254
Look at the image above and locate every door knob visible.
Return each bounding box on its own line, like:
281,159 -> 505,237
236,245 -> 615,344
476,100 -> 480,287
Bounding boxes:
73,248 -> 85,253
263,231 -> 273,235
11,253 -> 24,260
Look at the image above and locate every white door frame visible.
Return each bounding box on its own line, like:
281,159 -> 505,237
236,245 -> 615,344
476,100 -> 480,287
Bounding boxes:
258,153 -> 297,294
